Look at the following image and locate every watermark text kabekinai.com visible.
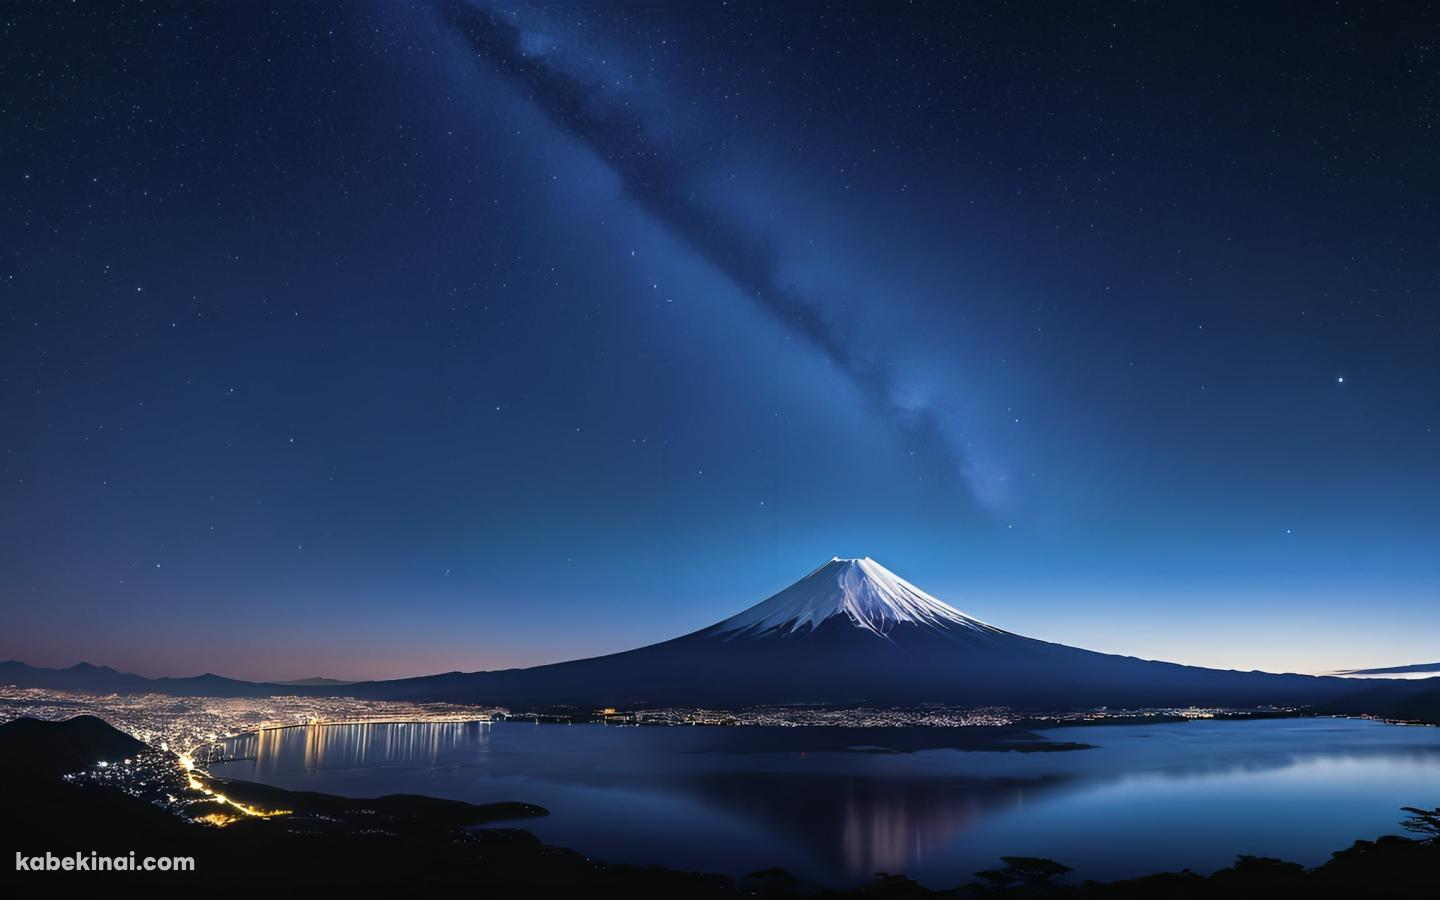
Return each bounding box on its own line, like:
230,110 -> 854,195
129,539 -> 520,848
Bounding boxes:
16,851 -> 194,872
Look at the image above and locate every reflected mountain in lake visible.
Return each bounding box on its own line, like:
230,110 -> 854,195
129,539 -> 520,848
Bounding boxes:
686,770 -> 1073,879
210,717 -> 1440,886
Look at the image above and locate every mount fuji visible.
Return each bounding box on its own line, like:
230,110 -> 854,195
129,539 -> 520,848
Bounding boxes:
3,557 -> 1382,709
351,556 -> 1359,709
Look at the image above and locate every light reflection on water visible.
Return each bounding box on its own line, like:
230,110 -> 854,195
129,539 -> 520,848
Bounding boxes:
210,717 -> 1440,887
224,720 -> 491,772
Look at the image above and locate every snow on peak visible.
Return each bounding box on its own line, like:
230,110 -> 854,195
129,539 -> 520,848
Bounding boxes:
707,557 -> 1001,640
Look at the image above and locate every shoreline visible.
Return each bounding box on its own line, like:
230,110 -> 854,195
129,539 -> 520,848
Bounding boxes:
6,714 -> 1438,896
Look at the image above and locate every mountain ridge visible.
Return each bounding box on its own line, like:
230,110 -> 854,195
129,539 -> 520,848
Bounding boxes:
704,557 -> 1007,641
4,558 -> 1436,711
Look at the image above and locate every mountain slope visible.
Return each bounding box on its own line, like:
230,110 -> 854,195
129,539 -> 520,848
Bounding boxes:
343,557 -> 1376,709
4,558 -> 1423,711
704,557 -> 1005,640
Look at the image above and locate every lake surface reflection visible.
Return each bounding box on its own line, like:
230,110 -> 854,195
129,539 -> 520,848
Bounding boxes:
209,717 -> 1440,886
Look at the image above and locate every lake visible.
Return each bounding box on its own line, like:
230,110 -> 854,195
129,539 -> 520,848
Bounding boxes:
208,716 -> 1440,887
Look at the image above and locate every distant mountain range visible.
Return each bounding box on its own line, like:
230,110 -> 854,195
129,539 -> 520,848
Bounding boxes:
4,558 -> 1435,712
270,677 -> 356,686
0,660 -> 273,698
0,662 -> 362,697
1332,662 -> 1440,677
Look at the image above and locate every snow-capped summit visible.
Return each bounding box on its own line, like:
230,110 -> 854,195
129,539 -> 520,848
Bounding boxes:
705,556 -> 1006,640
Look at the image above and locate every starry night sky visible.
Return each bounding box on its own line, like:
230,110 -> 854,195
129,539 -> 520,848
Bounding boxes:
3,1 -> 1438,681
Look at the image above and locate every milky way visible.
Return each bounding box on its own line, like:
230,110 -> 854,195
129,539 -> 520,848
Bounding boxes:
441,0 -> 994,503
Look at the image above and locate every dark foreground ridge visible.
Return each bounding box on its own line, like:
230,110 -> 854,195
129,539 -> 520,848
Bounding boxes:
3,715 -> 1438,898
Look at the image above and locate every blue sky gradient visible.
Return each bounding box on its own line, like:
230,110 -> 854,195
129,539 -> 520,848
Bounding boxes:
2,1 -> 1437,680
